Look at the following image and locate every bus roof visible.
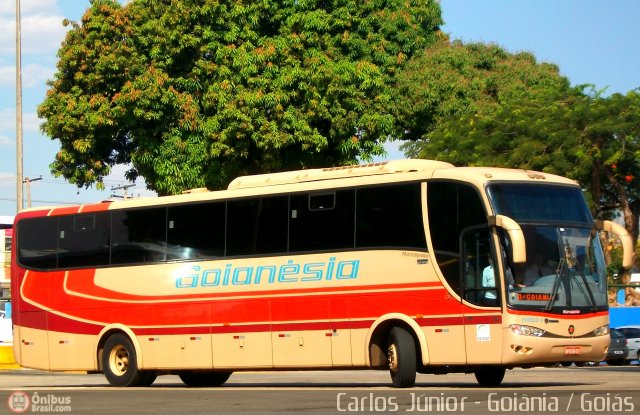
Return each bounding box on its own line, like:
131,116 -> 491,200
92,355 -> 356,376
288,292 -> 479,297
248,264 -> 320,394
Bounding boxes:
227,159 -> 454,190
16,160 -> 580,215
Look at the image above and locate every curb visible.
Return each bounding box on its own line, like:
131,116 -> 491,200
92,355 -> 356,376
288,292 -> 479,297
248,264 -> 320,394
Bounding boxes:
0,344 -> 20,370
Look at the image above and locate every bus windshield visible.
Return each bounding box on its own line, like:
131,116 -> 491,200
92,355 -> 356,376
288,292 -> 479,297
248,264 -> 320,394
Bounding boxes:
487,183 -> 608,312
487,183 -> 592,224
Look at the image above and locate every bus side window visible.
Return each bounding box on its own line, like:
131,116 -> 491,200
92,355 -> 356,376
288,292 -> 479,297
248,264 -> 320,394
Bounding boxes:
58,213 -> 110,268
227,197 -> 288,256
289,190 -> 355,252
168,202 -> 225,259
111,208 -> 167,264
17,216 -> 59,270
355,184 -> 426,250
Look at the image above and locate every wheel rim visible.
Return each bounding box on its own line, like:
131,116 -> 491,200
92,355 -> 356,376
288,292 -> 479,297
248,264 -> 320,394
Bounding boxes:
387,343 -> 398,372
109,344 -> 129,377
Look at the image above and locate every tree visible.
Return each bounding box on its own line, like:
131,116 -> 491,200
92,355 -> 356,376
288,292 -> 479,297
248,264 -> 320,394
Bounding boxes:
39,0 -> 443,194
394,39 -> 640,254
395,39 -> 572,144
404,84 -> 640,252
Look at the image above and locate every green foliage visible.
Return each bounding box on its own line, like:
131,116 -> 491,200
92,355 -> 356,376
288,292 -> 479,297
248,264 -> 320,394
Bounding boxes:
401,49 -> 640,248
396,39 -> 640,253
606,246 -> 623,285
395,40 -> 571,145
39,0 -> 442,194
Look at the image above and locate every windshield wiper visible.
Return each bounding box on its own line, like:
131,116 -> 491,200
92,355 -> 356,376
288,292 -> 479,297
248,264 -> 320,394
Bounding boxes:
545,234 -> 598,312
544,235 -> 598,311
544,259 -> 563,311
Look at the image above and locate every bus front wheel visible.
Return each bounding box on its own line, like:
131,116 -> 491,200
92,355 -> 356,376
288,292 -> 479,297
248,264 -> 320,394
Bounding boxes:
474,366 -> 505,386
102,333 -> 144,387
387,326 -> 417,388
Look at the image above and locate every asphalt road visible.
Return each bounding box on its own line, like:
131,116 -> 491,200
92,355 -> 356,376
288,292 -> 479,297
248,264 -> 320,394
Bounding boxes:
1,366 -> 639,414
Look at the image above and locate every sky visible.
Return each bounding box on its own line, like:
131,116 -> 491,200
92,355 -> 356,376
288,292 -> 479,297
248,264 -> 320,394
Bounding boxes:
0,0 -> 639,217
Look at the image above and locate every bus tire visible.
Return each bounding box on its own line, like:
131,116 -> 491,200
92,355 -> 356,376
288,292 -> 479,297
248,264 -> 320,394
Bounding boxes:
474,366 -> 505,387
179,371 -> 232,387
102,333 -> 143,387
387,326 -> 417,388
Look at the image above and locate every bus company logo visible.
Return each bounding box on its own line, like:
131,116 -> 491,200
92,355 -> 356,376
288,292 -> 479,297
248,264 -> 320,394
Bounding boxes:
176,257 -> 360,289
7,391 -> 30,414
568,325 -> 575,335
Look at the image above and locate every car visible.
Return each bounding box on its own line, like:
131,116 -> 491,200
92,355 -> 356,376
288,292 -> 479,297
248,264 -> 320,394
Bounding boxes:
615,325 -> 640,362
605,328 -> 629,365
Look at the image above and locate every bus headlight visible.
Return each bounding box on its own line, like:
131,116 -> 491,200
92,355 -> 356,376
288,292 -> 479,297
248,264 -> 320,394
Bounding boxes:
510,324 -> 545,337
592,325 -> 609,336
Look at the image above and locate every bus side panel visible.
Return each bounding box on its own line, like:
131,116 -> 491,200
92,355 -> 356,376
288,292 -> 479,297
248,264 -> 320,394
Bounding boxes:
212,330 -> 272,369
330,296 -> 352,367
48,330 -> 98,370
138,302 -> 213,369
14,318 -> 50,370
138,332 -> 213,370
211,299 -> 273,369
271,297 -> 332,368
350,291 -> 467,366
349,325 -> 368,367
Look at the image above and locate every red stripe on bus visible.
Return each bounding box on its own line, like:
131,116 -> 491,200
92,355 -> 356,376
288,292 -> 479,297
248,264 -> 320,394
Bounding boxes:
78,202 -> 112,213
22,286 -> 490,329
507,309 -> 608,320
17,309 -> 502,337
49,206 -> 81,216
61,268 -> 443,302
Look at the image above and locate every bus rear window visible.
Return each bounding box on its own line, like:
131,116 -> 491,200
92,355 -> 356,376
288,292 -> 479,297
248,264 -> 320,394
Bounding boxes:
18,217 -> 59,269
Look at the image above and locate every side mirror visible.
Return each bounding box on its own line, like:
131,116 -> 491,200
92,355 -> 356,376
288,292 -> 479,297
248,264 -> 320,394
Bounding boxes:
599,220 -> 634,269
488,215 -> 526,264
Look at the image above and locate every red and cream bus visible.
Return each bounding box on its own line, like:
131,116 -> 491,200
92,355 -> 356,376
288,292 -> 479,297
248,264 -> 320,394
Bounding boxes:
11,160 -> 633,387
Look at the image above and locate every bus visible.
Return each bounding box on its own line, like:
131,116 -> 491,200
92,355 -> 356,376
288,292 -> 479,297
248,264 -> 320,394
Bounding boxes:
11,159 -> 633,387
1,215 -> 13,301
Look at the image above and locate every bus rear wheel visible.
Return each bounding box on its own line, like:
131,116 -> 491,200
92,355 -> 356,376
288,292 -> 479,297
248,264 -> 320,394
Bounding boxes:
474,366 -> 505,386
102,333 -> 144,387
179,371 -> 232,387
387,326 -> 417,388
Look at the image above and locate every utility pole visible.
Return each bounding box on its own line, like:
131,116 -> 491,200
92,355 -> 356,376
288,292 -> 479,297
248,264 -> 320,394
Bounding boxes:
110,184 -> 135,199
16,0 -> 24,213
23,176 -> 42,208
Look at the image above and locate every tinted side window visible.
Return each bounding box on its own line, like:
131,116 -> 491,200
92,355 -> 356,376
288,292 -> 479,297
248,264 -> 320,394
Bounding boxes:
168,202 -> 225,260
356,184 -> 426,249
111,208 -> 167,264
427,182 -> 487,292
58,213 -> 110,268
18,216 -> 59,269
227,197 -> 288,256
289,190 -> 355,252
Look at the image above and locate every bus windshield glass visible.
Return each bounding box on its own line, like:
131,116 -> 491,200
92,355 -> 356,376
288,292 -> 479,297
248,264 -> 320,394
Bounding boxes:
487,183 -> 607,312
487,183 -> 592,224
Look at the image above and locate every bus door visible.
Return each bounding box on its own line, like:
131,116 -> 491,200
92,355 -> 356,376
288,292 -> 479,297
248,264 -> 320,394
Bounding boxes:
460,226 -> 503,364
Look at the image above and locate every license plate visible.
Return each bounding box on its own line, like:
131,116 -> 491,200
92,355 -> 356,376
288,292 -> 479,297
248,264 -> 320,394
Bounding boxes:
614,350 -> 623,355
564,346 -> 582,355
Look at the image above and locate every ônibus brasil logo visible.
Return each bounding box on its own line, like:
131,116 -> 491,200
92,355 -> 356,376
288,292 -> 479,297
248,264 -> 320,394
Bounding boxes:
7,391 -> 30,414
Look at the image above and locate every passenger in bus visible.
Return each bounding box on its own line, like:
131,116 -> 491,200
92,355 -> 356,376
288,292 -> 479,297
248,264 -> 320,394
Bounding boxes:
482,258 -> 497,300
